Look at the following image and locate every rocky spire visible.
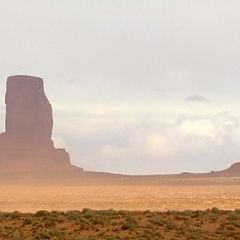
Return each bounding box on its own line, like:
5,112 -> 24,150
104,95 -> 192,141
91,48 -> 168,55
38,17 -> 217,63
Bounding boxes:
5,75 -> 53,147
0,75 -> 83,174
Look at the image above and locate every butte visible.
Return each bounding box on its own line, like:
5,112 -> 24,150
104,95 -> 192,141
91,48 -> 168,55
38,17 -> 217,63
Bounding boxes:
0,75 -> 83,176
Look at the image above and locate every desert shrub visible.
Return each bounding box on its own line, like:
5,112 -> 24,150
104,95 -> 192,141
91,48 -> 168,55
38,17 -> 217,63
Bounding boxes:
227,212 -> 240,222
208,213 -> 219,222
22,217 -> 34,225
10,211 -> 22,219
98,209 -> 117,218
43,216 -> 58,227
210,207 -> 220,213
82,209 -> 96,219
164,221 -> 177,231
118,210 -> 132,218
181,210 -> 193,218
81,208 -> 92,214
50,210 -> 65,220
11,229 -> 25,240
143,210 -> 151,215
35,210 -> 49,217
34,228 -> 65,240
191,211 -> 202,218
90,216 -> 106,226
66,210 -> 82,221
121,216 -> 138,230
149,217 -> 166,227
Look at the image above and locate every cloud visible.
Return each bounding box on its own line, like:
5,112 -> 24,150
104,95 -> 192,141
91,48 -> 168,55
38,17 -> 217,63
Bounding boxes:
178,118 -> 215,138
61,110 -> 240,174
145,134 -> 173,158
186,95 -> 209,102
100,144 -> 127,160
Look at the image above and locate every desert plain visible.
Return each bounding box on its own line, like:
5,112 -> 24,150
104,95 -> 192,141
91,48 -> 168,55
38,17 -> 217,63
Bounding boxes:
1,175 -> 240,213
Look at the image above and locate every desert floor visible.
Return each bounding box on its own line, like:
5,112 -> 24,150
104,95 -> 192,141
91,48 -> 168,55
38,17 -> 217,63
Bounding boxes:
0,176 -> 240,212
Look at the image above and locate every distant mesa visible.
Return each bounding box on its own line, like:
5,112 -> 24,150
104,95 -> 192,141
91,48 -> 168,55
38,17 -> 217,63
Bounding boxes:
0,75 -> 83,175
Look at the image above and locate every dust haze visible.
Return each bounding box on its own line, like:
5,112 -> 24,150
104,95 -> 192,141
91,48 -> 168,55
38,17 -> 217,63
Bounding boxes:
1,3 -> 240,237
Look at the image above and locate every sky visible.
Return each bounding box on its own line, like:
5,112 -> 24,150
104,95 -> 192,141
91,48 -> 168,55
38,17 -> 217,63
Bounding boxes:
0,0 -> 240,174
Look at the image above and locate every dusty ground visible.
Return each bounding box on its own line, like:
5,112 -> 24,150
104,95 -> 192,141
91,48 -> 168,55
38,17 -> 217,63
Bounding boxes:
0,176 -> 240,212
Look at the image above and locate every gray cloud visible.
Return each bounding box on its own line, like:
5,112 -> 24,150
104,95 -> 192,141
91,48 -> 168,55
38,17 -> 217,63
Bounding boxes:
186,95 -> 209,102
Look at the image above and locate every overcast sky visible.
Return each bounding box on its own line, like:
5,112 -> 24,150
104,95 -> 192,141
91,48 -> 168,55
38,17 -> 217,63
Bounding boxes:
0,0 -> 240,174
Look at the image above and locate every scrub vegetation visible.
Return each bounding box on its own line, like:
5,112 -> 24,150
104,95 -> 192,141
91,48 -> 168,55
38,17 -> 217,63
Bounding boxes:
0,208 -> 240,239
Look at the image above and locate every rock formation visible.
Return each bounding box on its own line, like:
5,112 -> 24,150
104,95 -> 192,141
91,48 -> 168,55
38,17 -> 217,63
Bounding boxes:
213,162 -> 240,177
0,75 -> 82,174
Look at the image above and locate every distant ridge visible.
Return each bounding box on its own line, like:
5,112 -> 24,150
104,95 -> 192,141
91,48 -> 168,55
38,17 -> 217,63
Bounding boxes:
211,162 -> 240,177
180,162 -> 240,177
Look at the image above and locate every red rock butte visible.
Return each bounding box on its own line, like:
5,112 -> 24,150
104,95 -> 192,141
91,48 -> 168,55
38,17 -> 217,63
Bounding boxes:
0,75 -> 83,175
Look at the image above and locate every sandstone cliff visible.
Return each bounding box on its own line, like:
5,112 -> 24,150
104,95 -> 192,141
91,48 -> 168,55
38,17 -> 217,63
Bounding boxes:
0,75 -> 83,175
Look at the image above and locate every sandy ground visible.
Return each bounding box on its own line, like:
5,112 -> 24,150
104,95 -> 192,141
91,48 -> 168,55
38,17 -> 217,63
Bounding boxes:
0,177 -> 240,212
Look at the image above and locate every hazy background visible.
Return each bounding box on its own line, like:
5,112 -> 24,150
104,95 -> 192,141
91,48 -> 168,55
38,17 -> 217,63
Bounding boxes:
0,0 -> 240,174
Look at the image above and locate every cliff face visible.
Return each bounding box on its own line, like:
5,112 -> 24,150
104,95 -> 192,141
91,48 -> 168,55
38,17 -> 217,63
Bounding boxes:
0,75 -> 82,174
5,76 -> 53,148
